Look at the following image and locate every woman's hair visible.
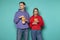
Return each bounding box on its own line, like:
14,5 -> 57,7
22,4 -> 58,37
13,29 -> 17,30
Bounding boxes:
33,8 -> 39,15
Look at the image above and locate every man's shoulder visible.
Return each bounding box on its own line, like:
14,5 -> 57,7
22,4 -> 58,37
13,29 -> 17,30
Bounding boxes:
25,11 -> 29,14
15,10 -> 21,14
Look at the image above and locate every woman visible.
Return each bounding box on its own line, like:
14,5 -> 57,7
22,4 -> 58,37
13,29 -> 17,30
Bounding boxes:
30,8 -> 44,40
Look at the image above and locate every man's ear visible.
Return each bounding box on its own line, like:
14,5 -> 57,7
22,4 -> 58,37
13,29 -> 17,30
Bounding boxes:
24,5 -> 25,7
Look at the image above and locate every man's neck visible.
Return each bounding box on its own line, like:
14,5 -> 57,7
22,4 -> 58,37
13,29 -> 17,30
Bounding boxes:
20,9 -> 24,12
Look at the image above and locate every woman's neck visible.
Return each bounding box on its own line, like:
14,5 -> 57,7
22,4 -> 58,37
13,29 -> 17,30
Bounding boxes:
34,15 -> 38,16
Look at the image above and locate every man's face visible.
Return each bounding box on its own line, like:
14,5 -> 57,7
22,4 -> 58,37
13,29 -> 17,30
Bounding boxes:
19,3 -> 25,10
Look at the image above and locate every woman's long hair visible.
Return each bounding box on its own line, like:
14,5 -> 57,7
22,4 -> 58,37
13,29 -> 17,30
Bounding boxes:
33,8 -> 40,16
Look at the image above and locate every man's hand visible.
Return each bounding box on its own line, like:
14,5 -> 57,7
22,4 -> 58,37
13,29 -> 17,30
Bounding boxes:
19,15 -> 24,19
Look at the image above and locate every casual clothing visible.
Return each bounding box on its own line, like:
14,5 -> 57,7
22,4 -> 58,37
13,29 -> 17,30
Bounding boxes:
14,9 -> 30,40
31,30 -> 42,40
14,9 -> 30,29
17,28 -> 28,40
30,15 -> 44,40
30,15 -> 44,30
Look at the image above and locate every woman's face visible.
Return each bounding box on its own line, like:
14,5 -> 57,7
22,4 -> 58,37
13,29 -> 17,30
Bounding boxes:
33,9 -> 38,15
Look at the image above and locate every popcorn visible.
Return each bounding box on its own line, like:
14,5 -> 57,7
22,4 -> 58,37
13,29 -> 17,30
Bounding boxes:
21,16 -> 26,24
34,18 -> 38,22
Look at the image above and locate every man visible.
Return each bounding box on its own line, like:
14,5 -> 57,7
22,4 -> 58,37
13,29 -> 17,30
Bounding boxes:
14,2 -> 30,40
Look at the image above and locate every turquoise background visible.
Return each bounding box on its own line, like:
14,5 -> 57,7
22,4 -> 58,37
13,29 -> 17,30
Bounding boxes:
0,0 -> 60,40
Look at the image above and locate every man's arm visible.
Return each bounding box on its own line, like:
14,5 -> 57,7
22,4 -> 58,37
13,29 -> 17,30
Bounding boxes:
14,12 -> 20,24
26,12 -> 30,23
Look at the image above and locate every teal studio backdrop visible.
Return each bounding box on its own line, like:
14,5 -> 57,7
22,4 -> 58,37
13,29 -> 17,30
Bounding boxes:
0,0 -> 60,40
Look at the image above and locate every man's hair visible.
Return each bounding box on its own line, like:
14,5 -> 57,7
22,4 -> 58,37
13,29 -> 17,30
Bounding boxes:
19,2 -> 26,5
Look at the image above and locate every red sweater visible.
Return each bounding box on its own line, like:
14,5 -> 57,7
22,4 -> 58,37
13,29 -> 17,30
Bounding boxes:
29,15 -> 44,30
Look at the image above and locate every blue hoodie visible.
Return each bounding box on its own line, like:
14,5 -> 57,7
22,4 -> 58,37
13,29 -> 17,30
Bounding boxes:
14,9 -> 30,29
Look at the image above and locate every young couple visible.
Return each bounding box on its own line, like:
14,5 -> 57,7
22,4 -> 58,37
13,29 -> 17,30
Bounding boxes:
14,2 -> 44,40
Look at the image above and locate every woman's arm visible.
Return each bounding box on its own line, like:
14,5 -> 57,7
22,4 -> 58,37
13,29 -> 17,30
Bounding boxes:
38,16 -> 44,27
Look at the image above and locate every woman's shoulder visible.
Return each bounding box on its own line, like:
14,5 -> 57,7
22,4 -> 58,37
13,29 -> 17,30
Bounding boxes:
30,15 -> 34,19
31,15 -> 34,17
38,15 -> 43,18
